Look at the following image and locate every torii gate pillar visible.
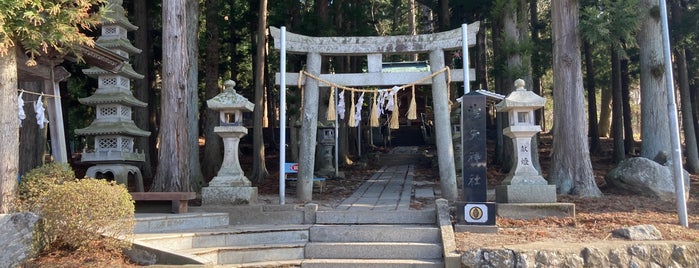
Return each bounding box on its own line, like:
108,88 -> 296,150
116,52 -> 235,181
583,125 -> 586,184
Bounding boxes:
430,49 -> 458,200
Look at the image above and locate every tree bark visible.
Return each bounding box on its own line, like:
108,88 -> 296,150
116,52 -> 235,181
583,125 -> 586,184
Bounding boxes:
501,2 -> 520,173
676,48 -> 699,173
187,0 -> 204,192
202,0 -> 223,180
611,48 -> 625,163
132,0 -> 154,179
492,12 -> 505,167
621,57 -> 634,154
251,0 -> 270,183
152,0 -> 191,192
598,82 -> 612,137
584,41 -> 601,154
0,46 -> 19,213
638,0 -> 671,160
409,0 -> 418,61
550,0 -> 602,197
670,2 -> 699,173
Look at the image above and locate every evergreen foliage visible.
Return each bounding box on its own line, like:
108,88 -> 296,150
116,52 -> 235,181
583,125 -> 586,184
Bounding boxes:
0,0 -> 109,61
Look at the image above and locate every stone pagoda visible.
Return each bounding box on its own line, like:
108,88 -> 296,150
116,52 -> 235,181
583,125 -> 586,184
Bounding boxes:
75,0 -> 149,192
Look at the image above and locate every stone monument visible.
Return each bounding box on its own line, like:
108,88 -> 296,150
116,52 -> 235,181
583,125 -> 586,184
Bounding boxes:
495,79 -> 556,203
202,80 -> 257,205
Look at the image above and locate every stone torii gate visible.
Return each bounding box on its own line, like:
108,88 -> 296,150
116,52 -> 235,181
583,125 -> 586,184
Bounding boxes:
271,22 -> 479,201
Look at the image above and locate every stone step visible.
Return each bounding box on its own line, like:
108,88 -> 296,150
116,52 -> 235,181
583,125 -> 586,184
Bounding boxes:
301,258 -> 444,268
310,225 -> 440,243
134,212 -> 229,233
215,260 -> 304,267
304,242 -> 443,259
135,225 -> 310,251
189,204 -> 313,225
182,243 -> 305,265
316,210 -> 436,224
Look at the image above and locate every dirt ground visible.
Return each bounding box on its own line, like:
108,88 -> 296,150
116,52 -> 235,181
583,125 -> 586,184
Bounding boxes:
24,136 -> 699,266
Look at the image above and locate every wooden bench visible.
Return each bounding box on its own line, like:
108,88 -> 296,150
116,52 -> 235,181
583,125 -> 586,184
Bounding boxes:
129,192 -> 196,214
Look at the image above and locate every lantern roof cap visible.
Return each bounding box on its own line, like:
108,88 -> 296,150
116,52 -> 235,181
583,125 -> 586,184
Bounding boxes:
495,79 -> 546,112
207,80 -> 254,112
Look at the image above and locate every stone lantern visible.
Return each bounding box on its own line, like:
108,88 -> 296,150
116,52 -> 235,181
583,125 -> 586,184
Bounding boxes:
494,79 -> 556,203
315,122 -> 336,177
202,80 -> 257,205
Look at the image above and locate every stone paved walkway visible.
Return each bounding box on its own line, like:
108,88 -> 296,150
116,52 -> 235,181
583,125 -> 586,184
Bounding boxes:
335,146 -> 436,211
336,165 -> 415,211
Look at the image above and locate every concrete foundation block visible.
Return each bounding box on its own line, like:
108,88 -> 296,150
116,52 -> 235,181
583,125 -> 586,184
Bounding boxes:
497,203 -> 576,220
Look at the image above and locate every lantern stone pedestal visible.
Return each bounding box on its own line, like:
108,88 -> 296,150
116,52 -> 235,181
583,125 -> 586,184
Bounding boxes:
201,80 -> 257,205
202,127 -> 257,205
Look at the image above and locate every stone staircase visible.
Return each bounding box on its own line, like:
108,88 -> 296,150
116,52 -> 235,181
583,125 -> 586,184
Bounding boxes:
302,222 -> 443,267
132,208 -> 446,267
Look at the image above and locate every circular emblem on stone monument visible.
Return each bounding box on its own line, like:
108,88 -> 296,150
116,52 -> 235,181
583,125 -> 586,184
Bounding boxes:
464,203 -> 488,223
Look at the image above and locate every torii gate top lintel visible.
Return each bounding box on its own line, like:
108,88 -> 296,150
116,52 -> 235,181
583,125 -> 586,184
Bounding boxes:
270,21 -> 479,55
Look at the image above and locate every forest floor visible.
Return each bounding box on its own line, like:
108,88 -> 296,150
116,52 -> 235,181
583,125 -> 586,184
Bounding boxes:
23,135 -> 699,266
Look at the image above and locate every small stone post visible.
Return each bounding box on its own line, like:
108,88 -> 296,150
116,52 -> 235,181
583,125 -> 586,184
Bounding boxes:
202,80 -> 257,205
495,79 -> 556,203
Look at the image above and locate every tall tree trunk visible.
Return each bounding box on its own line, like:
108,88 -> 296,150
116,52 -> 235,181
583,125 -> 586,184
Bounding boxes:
621,57 -> 634,154
152,0 -> 191,192
550,0 -> 602,197
611,48 -> 625,163
598,84 -> 612,137
671,1 -> 699,173
0,46 -> 19,213
440,0 -> 450,30
133,0 -> 154,179
187,0 -> 204,192
501,3 -> 519,173
638,0 -> 671,160
530,0 -> 544,130
676,48 -> 699,173
202,0 -> 223,180
584,41 -> 601,154
409,0 -> 418,61
492,15 -> 505,166
476,22 -> 488,90
251,0 -> 270,182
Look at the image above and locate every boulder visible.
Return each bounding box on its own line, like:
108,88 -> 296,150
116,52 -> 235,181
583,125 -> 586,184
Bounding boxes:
612,225 -> 663,241
605,157 -> 690,201
0,212 -> 40,268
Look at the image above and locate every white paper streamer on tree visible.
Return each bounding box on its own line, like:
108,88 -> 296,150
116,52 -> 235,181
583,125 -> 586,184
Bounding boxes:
18,92 -> 26,126
336,90 -> 346,120
34,95 -> 49,129
355,92 -> 365,124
